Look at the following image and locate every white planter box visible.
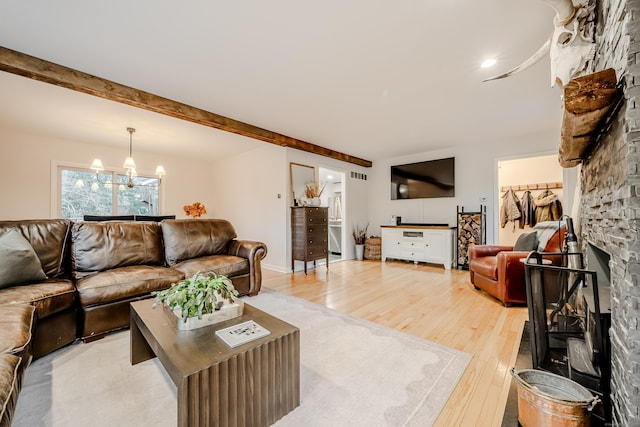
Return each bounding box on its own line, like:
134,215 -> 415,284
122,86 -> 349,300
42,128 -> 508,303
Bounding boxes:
163,297 -> 244,331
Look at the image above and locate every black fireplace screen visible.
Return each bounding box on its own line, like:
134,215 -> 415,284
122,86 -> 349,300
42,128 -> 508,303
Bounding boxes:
524,251 -> 611,423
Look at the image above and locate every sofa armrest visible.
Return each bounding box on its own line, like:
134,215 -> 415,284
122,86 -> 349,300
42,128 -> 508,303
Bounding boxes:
494,251 -> 532,303
469,244 -> 515,259
496,250 -> 532,270
227,240 -> 268,296
469,244 -> 514,284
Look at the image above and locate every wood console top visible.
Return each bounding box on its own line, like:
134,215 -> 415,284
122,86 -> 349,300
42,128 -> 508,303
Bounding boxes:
380,225 -> 455,230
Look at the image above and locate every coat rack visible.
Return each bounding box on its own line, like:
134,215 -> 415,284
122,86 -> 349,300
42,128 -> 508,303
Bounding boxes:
500,182 -> 563,193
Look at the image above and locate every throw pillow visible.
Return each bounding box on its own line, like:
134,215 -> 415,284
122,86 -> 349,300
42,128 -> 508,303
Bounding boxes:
513,231 -> 539,251
0,228 -> 47,289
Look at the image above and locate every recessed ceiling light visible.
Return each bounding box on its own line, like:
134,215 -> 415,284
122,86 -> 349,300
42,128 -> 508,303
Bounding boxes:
481,58 -> 497,69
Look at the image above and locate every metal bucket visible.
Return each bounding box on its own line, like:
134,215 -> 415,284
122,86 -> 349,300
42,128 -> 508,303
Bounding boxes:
511,368 -> 599,427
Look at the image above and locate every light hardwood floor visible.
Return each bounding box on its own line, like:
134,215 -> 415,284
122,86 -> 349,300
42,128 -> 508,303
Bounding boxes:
261,259 -> 528,426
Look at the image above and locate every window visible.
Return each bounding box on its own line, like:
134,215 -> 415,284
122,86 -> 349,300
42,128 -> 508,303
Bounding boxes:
60,167 -> 160,221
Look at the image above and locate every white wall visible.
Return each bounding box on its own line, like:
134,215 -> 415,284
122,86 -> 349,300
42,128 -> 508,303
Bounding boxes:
208,146 -> 370,273
2,125 -> 566,271
287,149 -> 370,268
209,144 -> 289,272
0,128 -> 214,220
367,130 -> 562,245
0,126 -> 371,273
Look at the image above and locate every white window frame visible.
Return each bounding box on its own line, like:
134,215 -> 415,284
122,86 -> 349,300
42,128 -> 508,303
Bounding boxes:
51,160 -> 166,218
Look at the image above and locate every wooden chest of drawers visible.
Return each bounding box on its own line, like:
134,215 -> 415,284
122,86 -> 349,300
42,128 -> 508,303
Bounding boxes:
291,206 -> 328,274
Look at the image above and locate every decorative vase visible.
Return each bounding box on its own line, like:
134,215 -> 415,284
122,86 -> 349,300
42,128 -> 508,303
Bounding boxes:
164,297 -> 244,331
355,244 -> 364,261
311,197 -> 321,206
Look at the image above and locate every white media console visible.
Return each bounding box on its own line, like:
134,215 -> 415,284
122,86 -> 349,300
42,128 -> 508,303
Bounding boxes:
381,225 -> 455,270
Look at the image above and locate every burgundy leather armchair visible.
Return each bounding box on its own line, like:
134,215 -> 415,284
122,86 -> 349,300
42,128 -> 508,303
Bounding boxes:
468,226 -> 566,306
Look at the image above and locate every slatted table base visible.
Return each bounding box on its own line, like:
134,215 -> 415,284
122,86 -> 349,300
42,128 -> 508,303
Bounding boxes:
130,300 -> 300,427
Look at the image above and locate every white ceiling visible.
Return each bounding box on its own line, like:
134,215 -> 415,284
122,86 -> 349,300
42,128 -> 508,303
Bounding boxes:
0,0 -> 564,163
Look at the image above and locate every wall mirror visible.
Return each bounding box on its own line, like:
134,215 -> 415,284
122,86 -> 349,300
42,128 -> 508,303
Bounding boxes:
290,162 -> 315,205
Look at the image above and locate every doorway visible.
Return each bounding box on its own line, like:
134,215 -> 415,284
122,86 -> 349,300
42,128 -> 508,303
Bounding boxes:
319,167 -> 345,262
497,154 -> 564,246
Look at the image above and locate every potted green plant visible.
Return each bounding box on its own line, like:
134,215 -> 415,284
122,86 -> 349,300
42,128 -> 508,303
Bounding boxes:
152,272 -> 243,330
352,223 -> 368,260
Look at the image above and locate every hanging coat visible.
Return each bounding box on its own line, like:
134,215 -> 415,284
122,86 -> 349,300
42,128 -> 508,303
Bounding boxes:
520,190 -> 536,227
534,190 -> 563,222
500,188 -> 522,229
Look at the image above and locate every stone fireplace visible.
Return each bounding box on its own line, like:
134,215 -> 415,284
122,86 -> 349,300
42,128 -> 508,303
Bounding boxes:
577,0 -> 639,424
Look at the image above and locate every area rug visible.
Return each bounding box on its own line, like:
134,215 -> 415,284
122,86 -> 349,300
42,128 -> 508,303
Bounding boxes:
13,288 -> 471,427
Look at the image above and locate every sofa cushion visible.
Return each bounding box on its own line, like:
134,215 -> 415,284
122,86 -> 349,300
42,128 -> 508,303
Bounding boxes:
161,219 -> 237,266
0,229 -> 47,289
172,255 -> 250,279
71,222 -> 165,279
0,354 -> 24,427
0,279 -> 76,319
0,304 -> 35,356
75,265 -> 184,307
469,256 -> 498,280
513,232 -> 539,251
0,219 -> 71,279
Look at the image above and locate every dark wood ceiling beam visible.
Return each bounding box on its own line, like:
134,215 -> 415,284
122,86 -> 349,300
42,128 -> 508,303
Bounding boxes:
0,46 -> 372,168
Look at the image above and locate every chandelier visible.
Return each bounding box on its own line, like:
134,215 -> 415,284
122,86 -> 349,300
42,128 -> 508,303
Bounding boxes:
90,127 -> 166,188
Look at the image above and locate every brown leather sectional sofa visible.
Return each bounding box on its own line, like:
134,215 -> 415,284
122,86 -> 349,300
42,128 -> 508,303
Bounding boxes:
0,218 -> 267,427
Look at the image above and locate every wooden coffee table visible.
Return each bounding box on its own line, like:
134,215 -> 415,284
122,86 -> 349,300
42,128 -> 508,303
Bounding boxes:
130,299 -> 300,427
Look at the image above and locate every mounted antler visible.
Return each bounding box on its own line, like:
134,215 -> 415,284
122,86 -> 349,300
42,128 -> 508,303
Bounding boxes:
484,0 -> 595,87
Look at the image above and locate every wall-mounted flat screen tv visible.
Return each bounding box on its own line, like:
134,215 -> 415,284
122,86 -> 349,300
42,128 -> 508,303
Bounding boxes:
391,157 -> 455,199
